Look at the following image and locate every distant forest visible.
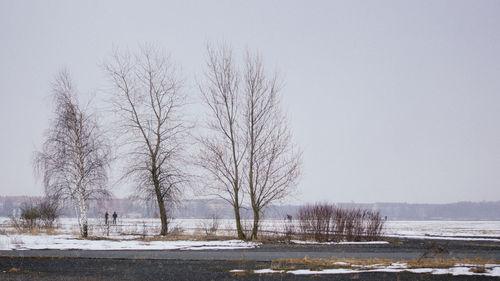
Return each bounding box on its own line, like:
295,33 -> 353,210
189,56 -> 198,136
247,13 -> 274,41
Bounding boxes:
1,196 -> 499,221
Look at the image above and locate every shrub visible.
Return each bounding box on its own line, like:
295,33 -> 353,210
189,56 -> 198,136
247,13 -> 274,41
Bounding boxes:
297,203 -> 333,242
37,198 -> 59,227
200,214 -> 220,237
10,197 -> 60,231
282,214 -> 295,243
296,203 -> 384,242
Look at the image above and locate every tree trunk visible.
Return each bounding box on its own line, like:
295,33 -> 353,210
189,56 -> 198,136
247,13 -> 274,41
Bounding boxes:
233,201 -> 246,240
72,197 -> 82,236
153,172 -> 168,236
251,207 -> 259,240
232,185 -> 246,240
157,195 -> 168,236
76,186 -> 88,238
80,198 -> 88,237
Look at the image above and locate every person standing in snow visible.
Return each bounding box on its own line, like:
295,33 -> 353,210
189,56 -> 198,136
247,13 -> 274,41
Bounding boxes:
112,211 -> 117,224
105,212 -> 109,225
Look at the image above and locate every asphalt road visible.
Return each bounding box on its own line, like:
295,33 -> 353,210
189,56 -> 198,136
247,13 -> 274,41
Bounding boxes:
0,238 -> 499,280
0,238 -> 499,261
1,256 -> 498,281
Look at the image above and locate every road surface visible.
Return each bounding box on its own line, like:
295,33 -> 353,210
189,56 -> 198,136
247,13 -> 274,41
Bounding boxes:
0,238 -> 499,280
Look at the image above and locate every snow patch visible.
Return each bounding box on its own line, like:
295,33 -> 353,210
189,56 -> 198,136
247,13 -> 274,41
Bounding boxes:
291,240 -> 389,245
0,234 -> 259,251
269,263 -> 500,277
254,269 -> 284,274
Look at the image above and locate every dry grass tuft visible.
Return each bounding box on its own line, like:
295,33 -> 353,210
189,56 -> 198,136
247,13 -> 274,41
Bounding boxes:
8,267 -> 21,273
470,265 -> 487,273
137,234 -> 237,242
7,226 -> 63,236
410,257 -> 499,269
83,236 -> 122,241
250,233 -> 284,244
76,233 -> 242,242
273,257 -> 393,271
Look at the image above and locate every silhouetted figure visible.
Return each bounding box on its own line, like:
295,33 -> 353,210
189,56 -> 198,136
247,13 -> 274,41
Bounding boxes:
112,211 -> 117,224
105,212 -> 109,225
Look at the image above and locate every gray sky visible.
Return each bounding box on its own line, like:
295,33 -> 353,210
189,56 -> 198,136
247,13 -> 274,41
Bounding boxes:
0,0 -> 499,204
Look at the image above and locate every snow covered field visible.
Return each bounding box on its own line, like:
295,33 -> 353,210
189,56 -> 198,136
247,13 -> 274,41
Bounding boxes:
0,217 -> 262,250
0,217 -> 498,251
2,217 -> 499,238
384,220 -> 500,241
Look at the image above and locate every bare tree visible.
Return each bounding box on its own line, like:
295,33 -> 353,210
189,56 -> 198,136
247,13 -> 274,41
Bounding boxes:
198,45 -> 302,240
104,46 -> 189,236
34,70 -> 111,237
198,45 -> 247,240
243,52 -> 301,239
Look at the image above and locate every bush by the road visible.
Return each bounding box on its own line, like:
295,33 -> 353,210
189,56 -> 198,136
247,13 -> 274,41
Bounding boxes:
295,203 -> 384,242
10,198 -> 60,230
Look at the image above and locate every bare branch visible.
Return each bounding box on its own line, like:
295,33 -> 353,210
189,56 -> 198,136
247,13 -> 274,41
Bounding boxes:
34,69 -> 111,237
243,50 -> 302,239
103,45 -> 190,236
197,43 -> 247,240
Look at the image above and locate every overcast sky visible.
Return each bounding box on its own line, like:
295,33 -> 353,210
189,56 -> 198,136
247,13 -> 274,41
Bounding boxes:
0,0 -> 499,204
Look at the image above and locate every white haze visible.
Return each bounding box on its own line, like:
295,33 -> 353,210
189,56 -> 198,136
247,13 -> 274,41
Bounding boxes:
0,0 -> 499,204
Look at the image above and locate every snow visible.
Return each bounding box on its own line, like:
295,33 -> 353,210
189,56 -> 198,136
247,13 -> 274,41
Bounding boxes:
1,217 -> 500,240
385,234 -> 500,242
290,268 -> 359,275
0,217 -> 498,251
290,240 -> 389,245
386,262 -> 407,269
489,267 -> 500,276
0,234 -> 259,251
407,266 -> 500,277
383,220 -> 500,241
253,263 -> 500,277
253,269 -> 284,274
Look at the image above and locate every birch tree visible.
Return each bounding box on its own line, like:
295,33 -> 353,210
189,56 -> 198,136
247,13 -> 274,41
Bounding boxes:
104,46 -> 189,236
34,70 -> 111,237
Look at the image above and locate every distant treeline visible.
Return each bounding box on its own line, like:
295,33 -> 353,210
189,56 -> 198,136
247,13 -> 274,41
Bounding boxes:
1,196 -> 499,221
